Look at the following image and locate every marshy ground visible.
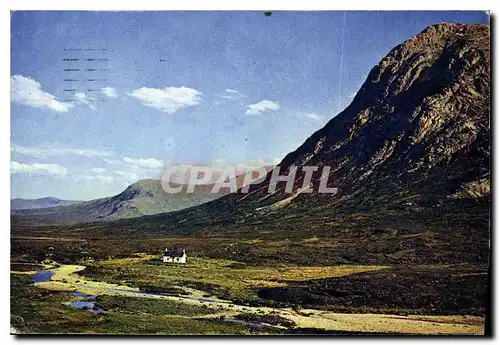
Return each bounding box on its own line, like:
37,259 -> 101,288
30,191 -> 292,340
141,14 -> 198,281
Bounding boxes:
11,208 -> 489,335
11,254 -> 486,335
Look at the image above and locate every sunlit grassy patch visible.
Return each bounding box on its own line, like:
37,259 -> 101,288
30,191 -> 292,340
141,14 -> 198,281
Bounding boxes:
81,256 -> 388,303
301,236 -> 319,243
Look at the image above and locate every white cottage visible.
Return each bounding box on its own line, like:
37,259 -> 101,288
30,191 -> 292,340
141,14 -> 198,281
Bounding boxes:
163,249 -> 187,263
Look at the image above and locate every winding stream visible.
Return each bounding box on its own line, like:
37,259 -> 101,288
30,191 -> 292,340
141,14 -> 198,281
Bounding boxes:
31,271 -> 54,283
27,265 -> 485,335
70,293 -> 105,314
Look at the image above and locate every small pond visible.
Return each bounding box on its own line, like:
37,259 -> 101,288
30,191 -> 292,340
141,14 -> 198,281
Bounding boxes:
69,293 -> 105,314
32,271 -> 54,283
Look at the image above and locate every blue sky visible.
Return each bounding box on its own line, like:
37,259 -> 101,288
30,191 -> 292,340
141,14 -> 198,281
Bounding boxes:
10,11 -> 489,200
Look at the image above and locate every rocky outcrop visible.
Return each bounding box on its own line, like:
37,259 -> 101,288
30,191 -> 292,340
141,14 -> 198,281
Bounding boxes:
234,23 -> 490,210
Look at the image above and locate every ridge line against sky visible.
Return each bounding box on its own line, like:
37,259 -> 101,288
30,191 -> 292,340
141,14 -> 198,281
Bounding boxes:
10,11 -> 489,200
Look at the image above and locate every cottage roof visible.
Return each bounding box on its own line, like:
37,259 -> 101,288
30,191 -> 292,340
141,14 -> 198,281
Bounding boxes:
164,249 -> 185,257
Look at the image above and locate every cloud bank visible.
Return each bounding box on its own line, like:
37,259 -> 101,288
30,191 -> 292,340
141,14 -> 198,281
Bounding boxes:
122,157 -> 164,169
11,161 -> 68,176
246,100 -> 280,115
12,145 -> 113,159
130,86 -> 202,114
11,75 -> 73,113
101,87 -> 118,98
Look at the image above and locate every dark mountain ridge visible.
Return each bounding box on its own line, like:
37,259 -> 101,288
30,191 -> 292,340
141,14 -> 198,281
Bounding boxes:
11,197 -> 79,210
12,23 -> 491,265
234,23 -> 490,211
12,179 -> 222,223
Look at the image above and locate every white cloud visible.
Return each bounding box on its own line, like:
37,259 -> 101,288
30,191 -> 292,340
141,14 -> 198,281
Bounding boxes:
90,167 -> 107,174
11,161 -> 67,176
130,86 -> 202,114
246,100 -> 280,115
94,175 -> 116,183
101,87 -> 118,98
103,158 -> 123,166
114,170 -> 139,182
220,89 -> 245,100
75,175 -> 116,183
12,145 -> 113,159
303,112 -> 325,122
74,92 -> 96,110
11,75 -> 73,113
100,157 -> 164,183
123,157 -> 164,170
75,168 -> 141,184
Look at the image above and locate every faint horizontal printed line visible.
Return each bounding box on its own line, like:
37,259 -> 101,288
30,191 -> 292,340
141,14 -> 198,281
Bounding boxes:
64,48 -> 107,51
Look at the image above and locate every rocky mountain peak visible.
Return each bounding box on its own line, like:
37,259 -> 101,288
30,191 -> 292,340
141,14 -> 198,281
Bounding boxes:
236,23 -> 490,211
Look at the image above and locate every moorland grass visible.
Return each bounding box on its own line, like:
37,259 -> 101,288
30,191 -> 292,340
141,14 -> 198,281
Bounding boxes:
81,256 -> 387,304
10,275 -> 264,335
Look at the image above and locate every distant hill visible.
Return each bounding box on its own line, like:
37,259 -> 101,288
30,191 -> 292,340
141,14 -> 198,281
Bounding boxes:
11,197 -> 79,210
11,179 -> 223,223
11,23 -> 491,267
42,23 -> 488,266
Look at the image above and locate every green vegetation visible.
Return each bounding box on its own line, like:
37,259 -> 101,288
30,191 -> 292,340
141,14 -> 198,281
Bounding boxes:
77,257 -> 487,315
257,265 -> 488,315
11,204 -> 489,319
12,179 -> 221,223
10,274 -> 267,335
11,199 -> 490,267
96,295 -> 216,316
10,195 -> 490,334
233,313 -> 296,328
80,256 -> 386,305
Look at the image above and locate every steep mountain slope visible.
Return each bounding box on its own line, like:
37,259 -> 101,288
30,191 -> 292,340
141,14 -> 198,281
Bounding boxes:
17,23 -> 490,225
12,179 -> 222,223
11,197 -> 79,210
231,23 -> 490,212
147,23 -> 482,225
12,23 -> 491,266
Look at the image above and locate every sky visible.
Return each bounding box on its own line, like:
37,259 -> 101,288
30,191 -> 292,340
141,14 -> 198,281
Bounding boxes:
10,10 -> 489,200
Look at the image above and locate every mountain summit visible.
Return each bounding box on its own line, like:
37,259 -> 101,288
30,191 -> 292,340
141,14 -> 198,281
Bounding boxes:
226,23 -> 490,212
12,179 -> 221,223
144,23 -> 489,265
12,23 -> 491,265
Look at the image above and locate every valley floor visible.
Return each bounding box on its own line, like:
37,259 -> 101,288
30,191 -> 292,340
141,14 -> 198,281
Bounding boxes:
10,255 -> 486,335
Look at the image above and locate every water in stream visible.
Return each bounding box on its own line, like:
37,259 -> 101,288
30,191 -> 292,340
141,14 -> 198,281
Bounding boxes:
31,270 -> 104,314
69,293 -> 105,314
31,271 -> 54,283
